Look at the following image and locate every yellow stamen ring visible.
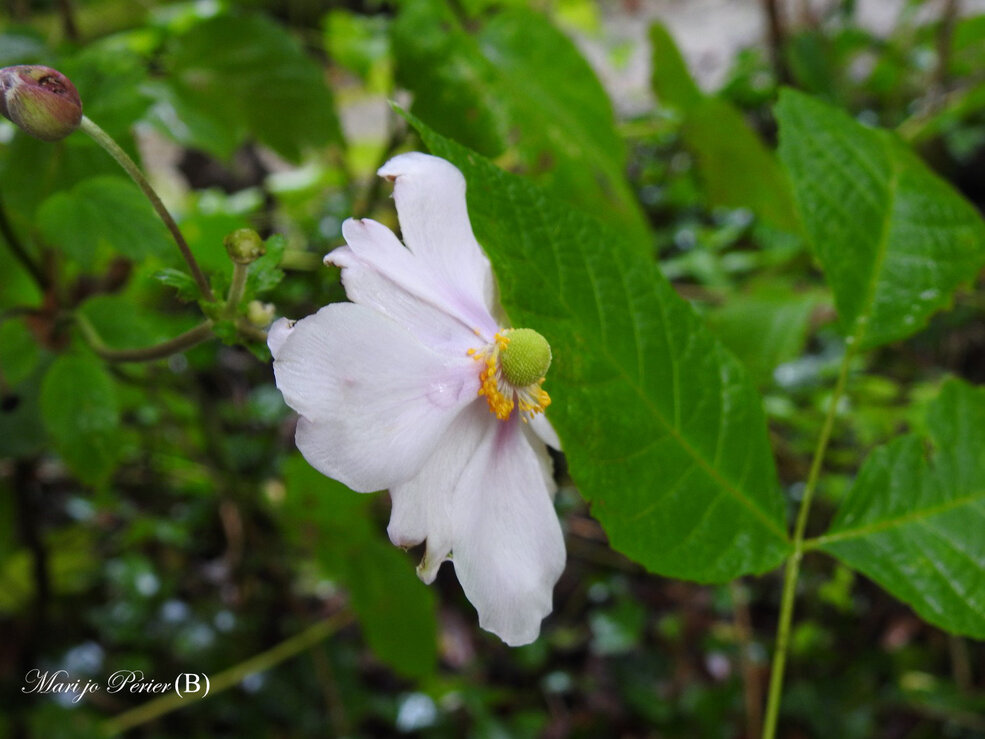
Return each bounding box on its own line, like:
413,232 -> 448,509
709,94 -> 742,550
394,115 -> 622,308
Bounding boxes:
471,329 -> 552,422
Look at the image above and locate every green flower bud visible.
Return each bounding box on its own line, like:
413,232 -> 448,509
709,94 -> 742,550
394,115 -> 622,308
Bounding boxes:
223,228 -> 265,264
500,328 -> 552,388
246,300 -> 275,327
0,65 -> 82,142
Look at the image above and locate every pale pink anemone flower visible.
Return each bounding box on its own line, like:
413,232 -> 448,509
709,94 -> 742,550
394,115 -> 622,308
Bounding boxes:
268,152 -> 566,646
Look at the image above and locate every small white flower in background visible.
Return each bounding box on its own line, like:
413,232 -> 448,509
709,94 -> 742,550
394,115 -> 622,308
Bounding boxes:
269,152 -> 565,646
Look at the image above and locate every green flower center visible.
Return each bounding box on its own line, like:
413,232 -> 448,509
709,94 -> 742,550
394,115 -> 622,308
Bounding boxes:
500,328 -> 552,388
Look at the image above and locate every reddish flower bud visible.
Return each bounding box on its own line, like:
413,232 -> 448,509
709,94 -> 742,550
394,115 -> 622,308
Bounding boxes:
0,65 -> 82,142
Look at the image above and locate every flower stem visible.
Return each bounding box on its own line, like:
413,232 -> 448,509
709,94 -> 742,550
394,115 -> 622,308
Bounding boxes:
235,318 -> 268,343
761,341 -> 855,739
220,264 -> 270,343
225,262 -> 249,316
75,311 -> 214,362
78,116 -> 215,302
102,611 -> 352,735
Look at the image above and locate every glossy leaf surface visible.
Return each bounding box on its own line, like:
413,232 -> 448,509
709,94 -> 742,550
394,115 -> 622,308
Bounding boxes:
819,380 -> 985,638
777,89 -> 985,348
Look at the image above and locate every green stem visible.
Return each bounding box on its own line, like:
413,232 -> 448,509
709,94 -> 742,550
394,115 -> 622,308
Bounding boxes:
225,262 -> 249,316
78,116 -> 214,302
75,312 -> 214,363
235,318 -> 268,344
102,612 -> 352,735
761,341 -> 856,739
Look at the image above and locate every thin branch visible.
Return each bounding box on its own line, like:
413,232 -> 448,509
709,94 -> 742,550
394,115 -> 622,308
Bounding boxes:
730,580 -> 762,739
762,0 -> 791,85
762,340 -> 856,739
225,262 -> 249,316
0,191 -> 47,290
102,611 -> 353,735
934,0 -> 961,94
948,634 -> 972,692
74,312 -> 215,362
353,115 -> 408,217
234,319 -> 268,344
57,0 -> 80,41
78,116 -> 215,302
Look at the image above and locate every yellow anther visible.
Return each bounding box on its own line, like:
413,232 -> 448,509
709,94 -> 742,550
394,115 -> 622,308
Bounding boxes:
469,329 -> 552,422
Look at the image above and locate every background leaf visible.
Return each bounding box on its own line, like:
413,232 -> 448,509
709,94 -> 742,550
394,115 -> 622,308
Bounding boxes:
0,40 -> 149,229
818,379 -> 985,638
649,23 -> 801,234
0,31 -> 46,65
159,11 -> 343,162
244,234 -> 286,302
40,354 -> 120,485
78,293 -> 195,350
37,176 -> 172,262
682,98 -> 801,234
777,89 -> 985,349
707,284 -> 822,386
154,268 -> 199,301
393,1 -> 650,243
0,319 -> 40,386
324,10 -> 391,91
0,369 -> 45,459
280,456 -> 437,679
407,112 -> 790,582
648,23 -> 701,110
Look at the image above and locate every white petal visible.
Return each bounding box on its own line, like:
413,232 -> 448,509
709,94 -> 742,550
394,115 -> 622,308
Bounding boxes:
522,421 -> 559,500
266,317 -> 295,356
529,413 -> 562,451
451,417 -> 565,646
377,152 -> 497,319
272,302 -> 479,492
386,403 -> 491,583
329,218 -> 497,350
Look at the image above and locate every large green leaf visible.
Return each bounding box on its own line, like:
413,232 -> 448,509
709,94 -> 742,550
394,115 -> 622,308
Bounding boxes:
160,11 -> 342,162
40,354 -> 120,485
392,1 -> 649,243
409,113 -> 790,582
280,456 -> 437,678
37,176 -> 172,262
649,23 -> 800,234
777,89 -> 985,349
817,379 -> 985,638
